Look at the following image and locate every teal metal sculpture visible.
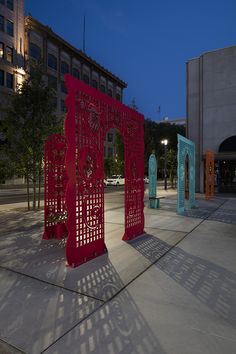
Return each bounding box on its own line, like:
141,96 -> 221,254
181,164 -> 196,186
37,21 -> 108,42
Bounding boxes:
148,153 -> 158,208
177,134 -> 195,214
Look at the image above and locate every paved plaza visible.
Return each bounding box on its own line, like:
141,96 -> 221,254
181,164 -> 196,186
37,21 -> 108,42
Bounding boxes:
0,189 -> 236,354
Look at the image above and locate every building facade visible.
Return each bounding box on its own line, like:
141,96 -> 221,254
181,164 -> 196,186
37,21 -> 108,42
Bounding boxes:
0,0 -> 127,160
186,45 -> 236,193
0,0 -> 25,114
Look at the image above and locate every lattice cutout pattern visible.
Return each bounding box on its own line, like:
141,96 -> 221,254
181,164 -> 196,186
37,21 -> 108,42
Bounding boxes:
64,75 -> 144,267
177,134 -> 195,214
205,150 -> 214,200
43,134 -> 67,240
148,153 -> 157,208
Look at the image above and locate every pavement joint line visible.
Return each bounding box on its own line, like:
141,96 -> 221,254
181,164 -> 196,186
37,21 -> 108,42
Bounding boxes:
0,337 -> 27,354
144,226 -> 186,234
190,327 -> 236,343
40,299 -> 106,354
0,265 -> 105,304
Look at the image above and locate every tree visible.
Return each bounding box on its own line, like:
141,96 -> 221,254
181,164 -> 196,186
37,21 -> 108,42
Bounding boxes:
1,63 -> 63,210
167,148 -> 177,188
144,118 -> 185,178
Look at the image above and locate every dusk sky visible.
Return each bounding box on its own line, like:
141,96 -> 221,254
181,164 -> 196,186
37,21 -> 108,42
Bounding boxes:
25,0 -> 236,121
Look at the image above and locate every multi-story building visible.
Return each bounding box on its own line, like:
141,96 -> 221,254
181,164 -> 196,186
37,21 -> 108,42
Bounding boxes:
0,0 -> 127,160
186,45 -> 236,193
0,0 -> 25,117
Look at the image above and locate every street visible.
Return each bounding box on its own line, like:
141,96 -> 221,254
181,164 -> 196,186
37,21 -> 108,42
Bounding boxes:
0,185 -> 128,205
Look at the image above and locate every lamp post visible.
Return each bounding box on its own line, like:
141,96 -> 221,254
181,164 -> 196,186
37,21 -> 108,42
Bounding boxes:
161,139 -> 168,190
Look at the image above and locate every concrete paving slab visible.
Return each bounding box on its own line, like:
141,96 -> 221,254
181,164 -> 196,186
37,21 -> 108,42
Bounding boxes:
144,213 -> 202,232
175,219 -> 236,273
0,268 -> 102,354
43,256 -> 236,354
0,222 -> 152,302
43,286 -> 166,354
1,193 -> 236,354
0,339 -> 25,354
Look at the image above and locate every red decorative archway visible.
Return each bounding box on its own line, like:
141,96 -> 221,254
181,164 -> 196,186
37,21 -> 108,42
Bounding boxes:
64,75 -> 144,267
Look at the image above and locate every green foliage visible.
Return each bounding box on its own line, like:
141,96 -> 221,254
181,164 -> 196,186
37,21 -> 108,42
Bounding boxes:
1,62 -> 63,208
104,131 -> 124,177
144,119 -> 185,178
167,148 -> 177,188
104,157 -> 115,178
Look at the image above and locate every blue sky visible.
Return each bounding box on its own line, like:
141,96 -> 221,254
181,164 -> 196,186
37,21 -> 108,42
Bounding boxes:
25,0 -> 236,120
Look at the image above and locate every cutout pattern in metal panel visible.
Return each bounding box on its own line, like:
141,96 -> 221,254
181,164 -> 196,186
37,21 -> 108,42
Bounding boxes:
177,134 -> 195,214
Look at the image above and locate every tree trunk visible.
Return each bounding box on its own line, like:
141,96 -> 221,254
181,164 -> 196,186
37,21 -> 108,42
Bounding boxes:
26,172 -> 30,210
32,158 -> 36,210
38,157 -> 42,209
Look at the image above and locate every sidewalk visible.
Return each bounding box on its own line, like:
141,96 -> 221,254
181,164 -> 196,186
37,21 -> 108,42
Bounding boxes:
0,194 -> 236,354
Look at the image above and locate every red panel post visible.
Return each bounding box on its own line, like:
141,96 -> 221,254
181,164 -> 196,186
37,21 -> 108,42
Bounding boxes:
43,134 -> 67,240
64,75 -> 145,267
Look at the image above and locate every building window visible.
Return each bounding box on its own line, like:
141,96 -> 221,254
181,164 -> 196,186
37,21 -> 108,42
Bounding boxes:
48,53 -> 57,70
48,74 -> 57,91
29,42 -> 41,60
100,84 -> 105,93
61,81 -> 67,94
6,72 -> 13,89
7,0 -> 13,10
6,20 -> 13,36
0,15 -> 4,32
61,61 -> 69,74
61,99 -> 67,113
83,73 -> 89,84
116,93 -> 121,101
108,89 -> 113,97
6,46 -> 13,63
0,69 -> 4,85
72,67 -> 80,79
0,42 -> 4,58
92,79 -> 98,89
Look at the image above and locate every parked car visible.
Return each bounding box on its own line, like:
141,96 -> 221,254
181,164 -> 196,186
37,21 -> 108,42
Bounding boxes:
104,179 -> 109,186
106,175 -> 125,186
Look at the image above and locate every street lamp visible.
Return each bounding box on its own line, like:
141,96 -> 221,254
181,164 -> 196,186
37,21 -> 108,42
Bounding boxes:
161,139 -> 168,190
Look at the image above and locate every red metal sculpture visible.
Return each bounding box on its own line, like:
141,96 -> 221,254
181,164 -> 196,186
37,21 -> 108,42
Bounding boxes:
43,134 -> 67,240
64,75 -> 145,267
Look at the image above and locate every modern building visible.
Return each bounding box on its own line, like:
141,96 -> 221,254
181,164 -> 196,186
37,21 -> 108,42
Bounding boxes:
0,0 -> 127,159
186,45 -> 236,193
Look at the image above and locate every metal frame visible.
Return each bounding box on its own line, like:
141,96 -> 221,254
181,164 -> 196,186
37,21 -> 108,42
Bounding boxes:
64,75 -> 145,267
177,134 -> 195,214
